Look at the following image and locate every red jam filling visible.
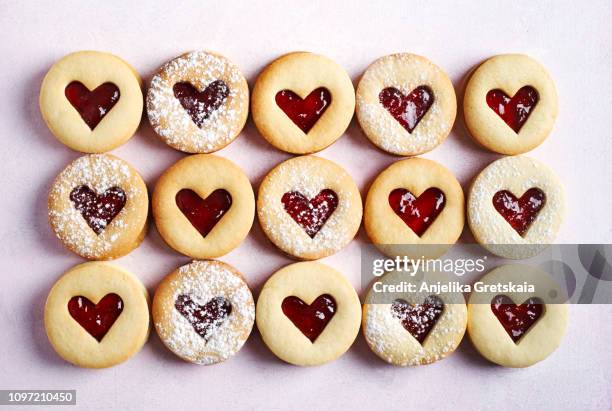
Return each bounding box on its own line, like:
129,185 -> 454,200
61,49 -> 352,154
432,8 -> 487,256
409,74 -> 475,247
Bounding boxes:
65,81 -> 120,130
492,188 -> 546,237
275,88 -> 332,133
391,296 -> 444,344
173,80 -> 230,128
69,185 -> 126,235
281,294 -> 336,343
281,189 -> 338,238
175,294 -> 232,341
486,86 -> 539,133
388,187 -> 445,236
67,293 -> 123,342
379,86 -> 434,133
491,295 -> 544,343
175,189 -> 232,238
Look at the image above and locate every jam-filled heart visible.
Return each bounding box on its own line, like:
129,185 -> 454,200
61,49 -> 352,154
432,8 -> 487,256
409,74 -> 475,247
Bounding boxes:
70,185 -> 126,235
275,88 -> 332,133
281,189 -> 338,238
175,189 -> 232,237
391,296 -> 444,344
388,187 -> 445,236
65,81 -> 120,130
486,86 -> 539,133
67,293 -> 124,342
173,80 -> 230,128
281,294 -> 336,343
492,188 -> 546,236
379,86 -> 434,133
491,295 -> 544,343
175,294 -> 232,341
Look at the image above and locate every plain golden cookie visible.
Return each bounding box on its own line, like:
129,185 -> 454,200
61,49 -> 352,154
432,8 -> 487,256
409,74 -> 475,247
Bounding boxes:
40,51 -> 143,153
257,156 -> 362,260
256,262 -> 361,366
147,50 -> 249,153
251,52 -> 355,154
48,154 -> 149,260
152,154 -> 254,259
463,54 -> 558,155
44,261 -> 150,368
356,53 -> 456,156
152,260 -> 255,365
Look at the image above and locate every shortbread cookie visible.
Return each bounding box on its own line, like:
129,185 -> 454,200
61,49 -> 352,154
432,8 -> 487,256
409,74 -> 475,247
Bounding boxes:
257,156 -> 362,260
467,264 -> 568,367
363,270 -> 467,366
152,260 -> 255,365
364,158 -> 464,259
152,154 -> 254,259
356,53 -> 456,156
44,262 -> 150,368
467,156 -> 565,259
48,154 -> 148,260
147,51 -> 249,153
464,54 -> 558,155
256,262 -> 361,366
251,52 -> 355,154
40,51 -> 143,153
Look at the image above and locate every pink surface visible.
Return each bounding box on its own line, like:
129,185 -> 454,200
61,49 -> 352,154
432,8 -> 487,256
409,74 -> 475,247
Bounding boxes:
1,1 -> 612,410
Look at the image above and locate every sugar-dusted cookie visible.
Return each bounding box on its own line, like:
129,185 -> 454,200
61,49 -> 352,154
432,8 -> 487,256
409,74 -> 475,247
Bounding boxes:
356,53 -> 456,156
467,156 -> 565,259
147,51 -> 249,153
44,262 -> 150,368
152,260 -> 255,365
152,154 -> 254,259
48,154 -> 148,260
251,52 -> 355,154
464,54 -> 558,154
40,51 -> 143,153
256,262 -> 361,366
257,156 -> 362,260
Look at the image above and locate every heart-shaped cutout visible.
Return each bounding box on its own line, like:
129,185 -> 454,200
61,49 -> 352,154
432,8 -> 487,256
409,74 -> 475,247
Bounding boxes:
281,294 -> 336,342
491,295 -> 544,343
70,185 -> 126,235
492,188 -> 546,236
275,88 -> 332,133
379,86 -> 434,133
65,81 -> 120,130
388,187 -> 445,236
175,188 -> 232,237
173,80 -> 230,128
391,296 -> 444,344
486,86 -> 539,133
67,293 -> 123,342
281,189 -> 338,238
175,294 -> 232,341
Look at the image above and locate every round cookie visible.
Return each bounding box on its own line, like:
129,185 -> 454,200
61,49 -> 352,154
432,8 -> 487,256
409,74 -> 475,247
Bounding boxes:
48,154 -> 148,260
44,261 -> 150,368
40,51 -> 143,153
363,270 -> 467,366
356,53 -> 456,156
147,51 -> 249,153
152,154 -> 254,259
251,52 -> 355,154
464,54 -> 558,155
152,260 -> 255,365
256,262 -> 361,366
467,264 -> 568,368
257,156 -> 362,260
364,158 -> 464,259
467,156 -> 565,259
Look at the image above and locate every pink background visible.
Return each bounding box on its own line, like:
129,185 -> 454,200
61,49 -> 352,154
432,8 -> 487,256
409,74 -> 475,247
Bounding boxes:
1,1 -> 611,409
